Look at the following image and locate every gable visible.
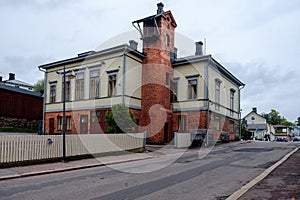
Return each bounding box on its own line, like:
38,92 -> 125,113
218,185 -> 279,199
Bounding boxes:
163,11 -> 177,27
244,111 -> 266,124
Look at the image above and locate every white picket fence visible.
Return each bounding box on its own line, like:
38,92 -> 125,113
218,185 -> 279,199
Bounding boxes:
0,133 -> 145,163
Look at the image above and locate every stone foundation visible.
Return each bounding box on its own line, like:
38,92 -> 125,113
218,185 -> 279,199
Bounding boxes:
0,117 -> 39,131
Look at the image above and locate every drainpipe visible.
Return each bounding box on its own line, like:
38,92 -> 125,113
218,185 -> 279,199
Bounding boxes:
238,84 -> 245,139
122,45 -> 127,104
205,56 -> 211,146
38,66 -> 47,135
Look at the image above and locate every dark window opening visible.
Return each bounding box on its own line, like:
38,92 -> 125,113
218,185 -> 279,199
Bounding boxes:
170,79 -> 178,102
66,116 -> 72,131
108,74 -> 117,96
188,79 -> 197,99
91,111 -> 101,123
75,72 -> 84,100
178,115 -> 187,132
90,69 -> 100,98
50,83 -> 56,103
57,116 -> 62,131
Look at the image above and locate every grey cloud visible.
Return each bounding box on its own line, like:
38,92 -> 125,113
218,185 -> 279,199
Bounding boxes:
1,56 -> 48,83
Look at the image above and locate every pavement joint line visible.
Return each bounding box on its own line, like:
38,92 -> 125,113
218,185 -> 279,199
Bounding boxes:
226,146 -> 299,200
0,155 -> 155,181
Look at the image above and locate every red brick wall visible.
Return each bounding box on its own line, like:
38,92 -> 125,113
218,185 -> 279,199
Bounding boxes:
44,110 -> 90,134
207,113 -> 239,141
44,108 -> 141,135
141,12 -> 176,144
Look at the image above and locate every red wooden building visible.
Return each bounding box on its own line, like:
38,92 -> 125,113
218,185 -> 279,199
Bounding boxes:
0,83 -> 43,131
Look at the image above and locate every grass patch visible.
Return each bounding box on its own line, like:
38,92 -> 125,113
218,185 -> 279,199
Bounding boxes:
0,127 -> 37,133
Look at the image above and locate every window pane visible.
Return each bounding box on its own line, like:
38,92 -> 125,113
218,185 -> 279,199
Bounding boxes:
57,117 -> 62,131
90,70 -> 100,98
215,81 -> 220,110
50,84 -> 56,103
75,72 -> 84,100
108,74 -> 116,96
188,78 -> 197,99
178,115 -> 186,132
62,81 -> 71,101
214,116 -> 220,130
230,91 -> 234,116
66,116 -> 72,131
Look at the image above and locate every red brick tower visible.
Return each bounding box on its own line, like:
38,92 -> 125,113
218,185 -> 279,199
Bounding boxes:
134,3 -> 177,144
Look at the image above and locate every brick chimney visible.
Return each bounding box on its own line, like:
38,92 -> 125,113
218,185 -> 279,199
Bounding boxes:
195,41 -> 203,55
252,107 -> 257,113
157,2 -> 164,14
129,40 -> 138,50
9,73 -> 15,80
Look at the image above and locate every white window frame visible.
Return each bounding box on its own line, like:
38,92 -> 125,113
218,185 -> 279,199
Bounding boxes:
75,71 -> 85,100
215,79 -> 221,110
107,70 -> 118,97
187,75 -> 198,100
89,69 -> 100,99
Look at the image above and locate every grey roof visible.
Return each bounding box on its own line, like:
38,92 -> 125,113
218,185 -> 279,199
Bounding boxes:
4,79 -> 33,87
247,124 -> 267,130
173,55 -> 245,87
0,84 -> 42,98
132,10 -> 177,27
39,44 -> 145,69
293,126 -> 300,130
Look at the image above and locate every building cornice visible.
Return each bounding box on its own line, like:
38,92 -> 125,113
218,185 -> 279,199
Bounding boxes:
39,44 -> 145,70
173,54 -> 244,87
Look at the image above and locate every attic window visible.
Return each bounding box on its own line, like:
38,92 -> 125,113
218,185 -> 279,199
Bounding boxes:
251,115 -> 255,121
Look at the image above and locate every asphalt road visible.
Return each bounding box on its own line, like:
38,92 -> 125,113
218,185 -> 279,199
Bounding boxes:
0,141 -> 298,200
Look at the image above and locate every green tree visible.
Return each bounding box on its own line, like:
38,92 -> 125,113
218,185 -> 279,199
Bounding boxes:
262,109 -> 294,126
33,79 -> 44,92
105,104 -> 137,133
297,117 -> 300,126
240,124 -> 248,140
262,109 -> 282,125
281,117 -> 293,126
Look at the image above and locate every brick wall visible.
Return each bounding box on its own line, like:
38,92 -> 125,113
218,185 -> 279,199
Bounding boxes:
44,108 -> 141,135
140,12 -> 176,144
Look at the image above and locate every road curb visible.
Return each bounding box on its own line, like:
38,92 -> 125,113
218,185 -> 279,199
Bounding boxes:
0,155 -> 155,181
226,147 -> 299,200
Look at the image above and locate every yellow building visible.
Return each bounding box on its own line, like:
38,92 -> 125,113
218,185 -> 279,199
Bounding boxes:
39,3 -> 244,144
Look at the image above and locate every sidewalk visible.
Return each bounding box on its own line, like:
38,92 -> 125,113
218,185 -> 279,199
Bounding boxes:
239,147 -> 300,200
0,152 -> 155,181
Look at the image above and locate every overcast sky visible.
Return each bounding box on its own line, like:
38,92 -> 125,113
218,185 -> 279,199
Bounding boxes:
0,0 -> 299,121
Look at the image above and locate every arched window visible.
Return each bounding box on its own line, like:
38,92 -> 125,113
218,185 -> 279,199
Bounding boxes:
166,34 -> 170,47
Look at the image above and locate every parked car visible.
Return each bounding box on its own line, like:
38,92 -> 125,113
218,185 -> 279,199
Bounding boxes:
275,137 -> 288,142
292,136 -> 300,142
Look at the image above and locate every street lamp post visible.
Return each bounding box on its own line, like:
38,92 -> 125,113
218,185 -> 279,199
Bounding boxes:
62,65 -> 67,162
56,66 -> 73,162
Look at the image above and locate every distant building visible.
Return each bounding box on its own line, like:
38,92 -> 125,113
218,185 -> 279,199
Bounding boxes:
274,124 -> 291,140
290,126 -> 300,136
0,78 -> 43,132
0,73 -> 33,91
39,3 -> 244,143
243,107 -> 275,140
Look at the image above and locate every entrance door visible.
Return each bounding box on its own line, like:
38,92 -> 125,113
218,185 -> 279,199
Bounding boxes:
164,123 -> 169,143
80,115 -> 88,134
49,118 -> 54,135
